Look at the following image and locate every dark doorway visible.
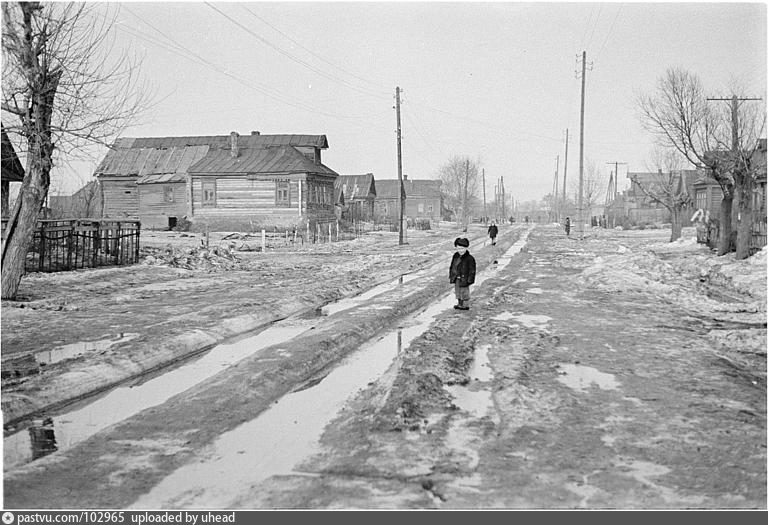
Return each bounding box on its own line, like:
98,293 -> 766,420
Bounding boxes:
168,217 -> 177,230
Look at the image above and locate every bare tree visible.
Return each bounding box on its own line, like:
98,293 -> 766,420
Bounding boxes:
638,68 -> 765,258
437,155 -> 480,230
630,146 -> 693,241
2,2 -> 149,298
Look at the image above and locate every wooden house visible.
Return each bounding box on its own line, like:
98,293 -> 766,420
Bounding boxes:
94,132 -> 338,230
375,176 -> 442,224
1,125 -> 24,220
624,169 -> 699,224
334,173 -> 376,221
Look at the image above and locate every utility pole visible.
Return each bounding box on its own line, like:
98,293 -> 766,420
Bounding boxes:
605,161 -> 627,202
500,176 -> 506,221
553,155 -> 559,223
576,52 -> 592,239
707,95 -> 762,152
395,86 -> 405,245
482,168 -> 487,223
562,128 -> 569,218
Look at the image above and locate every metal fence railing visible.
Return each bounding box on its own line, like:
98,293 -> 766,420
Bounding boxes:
24,219 -> 141,273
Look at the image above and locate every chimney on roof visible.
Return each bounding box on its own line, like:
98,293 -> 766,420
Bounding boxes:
230,131 -> 239,158
251,131 -> 260,135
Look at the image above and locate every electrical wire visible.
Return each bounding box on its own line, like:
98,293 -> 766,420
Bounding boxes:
240,5 -> 389,95
204,2 -> 390,101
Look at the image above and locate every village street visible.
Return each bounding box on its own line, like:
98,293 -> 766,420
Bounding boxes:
2,223 -> 765,509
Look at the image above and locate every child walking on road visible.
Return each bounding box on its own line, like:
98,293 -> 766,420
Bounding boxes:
449,237 -> 476,311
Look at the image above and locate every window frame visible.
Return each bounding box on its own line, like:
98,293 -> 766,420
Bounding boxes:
202,180 -> 216,207
275,180 -> 291,207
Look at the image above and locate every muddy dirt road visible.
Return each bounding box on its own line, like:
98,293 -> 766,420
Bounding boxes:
3,225 -> 766,509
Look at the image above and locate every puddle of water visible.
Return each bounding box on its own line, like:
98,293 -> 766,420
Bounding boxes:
512,278 -> 528,284
492,312 -> 551,328
35,333 -> 140,366
129,292 -> 466,509
525,287 -> 543,294
556,364 -> 620,392
3,319 -> 315,471
469,344 -> 492,382
321,265 -> 436,316
445,386 -> 498,422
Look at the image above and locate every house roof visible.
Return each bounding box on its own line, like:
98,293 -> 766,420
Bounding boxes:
136,173 -> 187,185
96,145 -> 209,177
376,178 -> 441,200
113,134 -> 328,150
1,125 -> 25,182
187,145 -> 338,176
334,174 -> 376,201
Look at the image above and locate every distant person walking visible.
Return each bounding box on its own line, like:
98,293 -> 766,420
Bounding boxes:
488,221 -> 498,246
564,216 -> 571,237
449,237 -> 476,311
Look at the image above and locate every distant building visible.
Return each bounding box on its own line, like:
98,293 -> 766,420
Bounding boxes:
334,173 -> 376,221
375,176 -> 442,224
622,169 -> 699,224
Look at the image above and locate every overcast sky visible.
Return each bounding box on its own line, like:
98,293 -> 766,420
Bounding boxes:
52,1 -> 767,203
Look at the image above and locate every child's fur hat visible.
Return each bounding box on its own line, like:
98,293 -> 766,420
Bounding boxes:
454,237 -> 469,247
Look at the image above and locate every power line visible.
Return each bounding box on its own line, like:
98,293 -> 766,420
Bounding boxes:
595,5 -> 623,60
119,6 -> 389,126
586,4 -> 603,50
204,2 -> 389,101
240,5 -> 388,95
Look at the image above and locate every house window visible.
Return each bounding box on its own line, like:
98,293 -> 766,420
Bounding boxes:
695,190 -> 706,210
276,180 -> 290,206
418,203 -> 424,213
163,185 -> 174,203
428,204 -> 433,213
202,180 -> 216,207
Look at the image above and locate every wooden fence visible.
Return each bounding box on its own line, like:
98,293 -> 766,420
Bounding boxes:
697,216 -> 767,255
750,216 -> 767,255
23,219 -> 141,273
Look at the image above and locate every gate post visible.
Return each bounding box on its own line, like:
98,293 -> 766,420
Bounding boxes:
38,221 -> 46,272
66,220 -> 74,270
92,221 -> 100,267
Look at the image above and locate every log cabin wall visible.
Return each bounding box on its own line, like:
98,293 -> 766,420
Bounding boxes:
101,177 -> 139,218
190,174 -> 336,230
137,183 -> 188,229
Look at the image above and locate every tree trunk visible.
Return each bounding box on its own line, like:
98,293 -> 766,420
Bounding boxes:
717,194 -> 734,256
734,178 -> 754,260
1,62 -> 60,299
669,207 -> 683,242
1,163 -> 49,299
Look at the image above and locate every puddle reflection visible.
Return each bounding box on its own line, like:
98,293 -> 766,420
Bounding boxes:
4,320 -> 314,471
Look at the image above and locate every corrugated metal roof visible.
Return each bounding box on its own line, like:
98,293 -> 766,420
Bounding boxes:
136,173 -> 186,185
123,134 -> 328,150
188,146 -> 338,176
96,145 -> 209,176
